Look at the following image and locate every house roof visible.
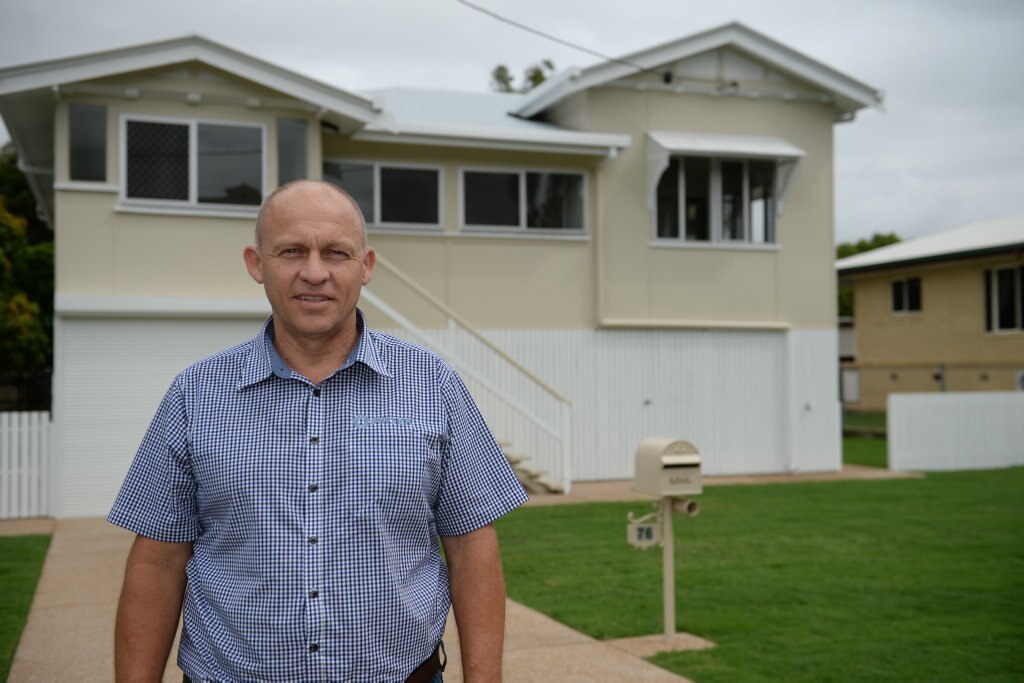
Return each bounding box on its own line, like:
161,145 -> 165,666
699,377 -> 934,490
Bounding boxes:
355,88 -> 629,155
515,22 -> 883,120
0,34 -> 380,126
836,216 -> 1024,274
0,35 -> 382,225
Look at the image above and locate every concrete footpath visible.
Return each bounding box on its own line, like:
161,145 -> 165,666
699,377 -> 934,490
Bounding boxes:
5,467 -> 918,682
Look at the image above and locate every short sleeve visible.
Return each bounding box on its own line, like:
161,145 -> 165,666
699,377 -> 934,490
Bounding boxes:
107,378 -> 200,542
433,366 -> 529,537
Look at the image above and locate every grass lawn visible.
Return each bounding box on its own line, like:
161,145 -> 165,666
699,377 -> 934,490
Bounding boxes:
0,535 -> 50,682
496,468 -> 1024,682
842,436 -> 887,468
842,410 -> 886,432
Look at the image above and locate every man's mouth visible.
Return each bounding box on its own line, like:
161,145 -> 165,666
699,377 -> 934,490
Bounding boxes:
297,296 -> 329,302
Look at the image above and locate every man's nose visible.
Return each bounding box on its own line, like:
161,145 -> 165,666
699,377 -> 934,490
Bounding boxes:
300,254 -> 329,283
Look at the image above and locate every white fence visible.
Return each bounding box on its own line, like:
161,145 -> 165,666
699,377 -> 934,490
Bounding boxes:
888,393 -> 1024,471
0,411 -> 50,519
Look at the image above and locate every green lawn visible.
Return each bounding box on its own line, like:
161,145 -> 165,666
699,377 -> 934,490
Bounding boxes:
842,436 -> 887,468
496,468 -> 1024,682
0,535 -> 50,682
842,410 -> 887,433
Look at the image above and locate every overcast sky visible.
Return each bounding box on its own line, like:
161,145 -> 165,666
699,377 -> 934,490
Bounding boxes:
1,0 -> 1021,244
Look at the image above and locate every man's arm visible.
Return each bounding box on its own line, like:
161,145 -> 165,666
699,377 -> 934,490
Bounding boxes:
114,535 -> 193,682
441,523 -> 506,682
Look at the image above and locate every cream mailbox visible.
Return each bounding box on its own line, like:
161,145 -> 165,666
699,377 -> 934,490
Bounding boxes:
635,437 -> 702,498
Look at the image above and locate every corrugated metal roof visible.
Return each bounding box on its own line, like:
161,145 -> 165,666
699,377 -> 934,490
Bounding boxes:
357,88 -> 630,152
836,215 -> 1024,273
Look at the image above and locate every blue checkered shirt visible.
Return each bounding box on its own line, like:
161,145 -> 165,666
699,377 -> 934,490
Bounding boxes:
109,313 -> 528,682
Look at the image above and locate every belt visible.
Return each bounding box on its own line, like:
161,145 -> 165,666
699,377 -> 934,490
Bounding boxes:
182,642 -> 446,683
406,642 -> 446,683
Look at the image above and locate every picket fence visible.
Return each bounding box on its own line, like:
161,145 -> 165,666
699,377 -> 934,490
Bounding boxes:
0,411 -> 50,519
888,393 -> 1024,471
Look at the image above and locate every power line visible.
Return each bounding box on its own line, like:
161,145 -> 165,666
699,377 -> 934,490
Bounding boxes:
452,0 -> 657,77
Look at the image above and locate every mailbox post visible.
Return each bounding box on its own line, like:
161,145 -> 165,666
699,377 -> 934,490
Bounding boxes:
634,438 -> 703,648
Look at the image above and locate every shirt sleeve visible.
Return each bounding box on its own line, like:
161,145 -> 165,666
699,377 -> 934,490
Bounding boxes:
433,365 -> 529,537
107,377 -> 200,542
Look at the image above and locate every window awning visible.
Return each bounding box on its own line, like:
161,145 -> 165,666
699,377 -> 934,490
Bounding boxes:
646,131 -> 806,215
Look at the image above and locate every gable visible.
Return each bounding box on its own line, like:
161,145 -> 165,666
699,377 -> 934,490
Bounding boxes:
516,22 -> 882,121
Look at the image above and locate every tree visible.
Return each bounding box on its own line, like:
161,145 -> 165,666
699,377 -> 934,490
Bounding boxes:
836,232 -> 901,317
0,142 -> 49,243
490,59 -> 555,93
0,145 -> 53,408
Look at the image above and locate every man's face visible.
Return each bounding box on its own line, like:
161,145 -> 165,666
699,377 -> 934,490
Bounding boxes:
243,183 -> 375,347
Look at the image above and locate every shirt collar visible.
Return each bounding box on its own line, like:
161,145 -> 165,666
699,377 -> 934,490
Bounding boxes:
238,309 -> 390,389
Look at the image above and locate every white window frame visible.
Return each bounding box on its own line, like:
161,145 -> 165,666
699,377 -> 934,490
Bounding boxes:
459,166 -> 588,236
890,276 -> 922,314
985,265 -> 1023,334
118,113 -> 266,214
323,158 -> 444,231
652,156 -> 778,249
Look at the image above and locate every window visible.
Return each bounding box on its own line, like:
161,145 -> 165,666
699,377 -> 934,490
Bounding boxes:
323,161 -> 440,227
462,169 -> 584,232
891,277 -> 922,313
655,157 -> 775,244
277,118 -> 308,185
123,117 -> 264,207
984,266 -> 1024,332
69,103 -> 106,181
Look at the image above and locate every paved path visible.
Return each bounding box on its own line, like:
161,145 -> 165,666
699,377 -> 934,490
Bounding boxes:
5,468 -> 918,681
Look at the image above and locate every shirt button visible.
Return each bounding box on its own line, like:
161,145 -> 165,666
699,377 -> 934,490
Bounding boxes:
309,644 -> 319,653
308,484 -> 319,493
309,590 -> 319,599
308,536 -> 318,544
310,436 -> 319,444
313,389 -> 321,397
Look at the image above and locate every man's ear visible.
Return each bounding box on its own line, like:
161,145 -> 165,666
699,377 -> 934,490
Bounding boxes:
361,247 -> 376,286
243,245 -> 264,284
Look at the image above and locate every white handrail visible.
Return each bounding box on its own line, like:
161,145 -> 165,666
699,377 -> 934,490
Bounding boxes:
373,254 -> 570,406
365,253 -> 573,492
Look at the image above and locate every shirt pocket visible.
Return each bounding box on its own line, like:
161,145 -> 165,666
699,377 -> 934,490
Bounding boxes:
343,424 -> 444,519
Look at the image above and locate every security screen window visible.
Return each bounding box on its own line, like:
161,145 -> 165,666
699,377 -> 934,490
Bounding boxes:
655,160 -> 680,238
276,118 -> 308,186
323,161 -> 374,223
464,171 -> 520,227
721,161 -> 744,240
684,157 -> 710,241
125,121 -> 189,200
197,123 -> 262,205
891,277 -> 922,313
380,167 -> 439,224
748,161 -> 775,243
526,172 -> 583,230
655,156 -> 774,244
68,103 -> 107,182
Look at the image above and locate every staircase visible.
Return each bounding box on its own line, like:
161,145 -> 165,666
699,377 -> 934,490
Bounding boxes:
500,441 -> 564,494
363,254 -> 573,494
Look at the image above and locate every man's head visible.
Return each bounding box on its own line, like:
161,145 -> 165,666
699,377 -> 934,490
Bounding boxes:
243,180 -> 375,349
254,180 -> 368,248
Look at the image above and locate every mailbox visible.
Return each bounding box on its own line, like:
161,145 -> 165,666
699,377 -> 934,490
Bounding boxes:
634,437 -> 702,497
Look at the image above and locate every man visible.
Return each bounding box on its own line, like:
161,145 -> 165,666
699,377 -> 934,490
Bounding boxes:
109,179 -> 528,682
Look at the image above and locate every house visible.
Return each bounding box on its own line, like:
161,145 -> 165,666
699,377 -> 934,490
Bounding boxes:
0,23 -> 882,517
837,216 -> 1024,411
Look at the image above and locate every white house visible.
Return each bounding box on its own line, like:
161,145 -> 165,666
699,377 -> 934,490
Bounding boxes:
0,23 -> 883,517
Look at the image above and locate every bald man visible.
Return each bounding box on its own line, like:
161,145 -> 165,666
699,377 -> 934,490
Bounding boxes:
110,180 -> 528,682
